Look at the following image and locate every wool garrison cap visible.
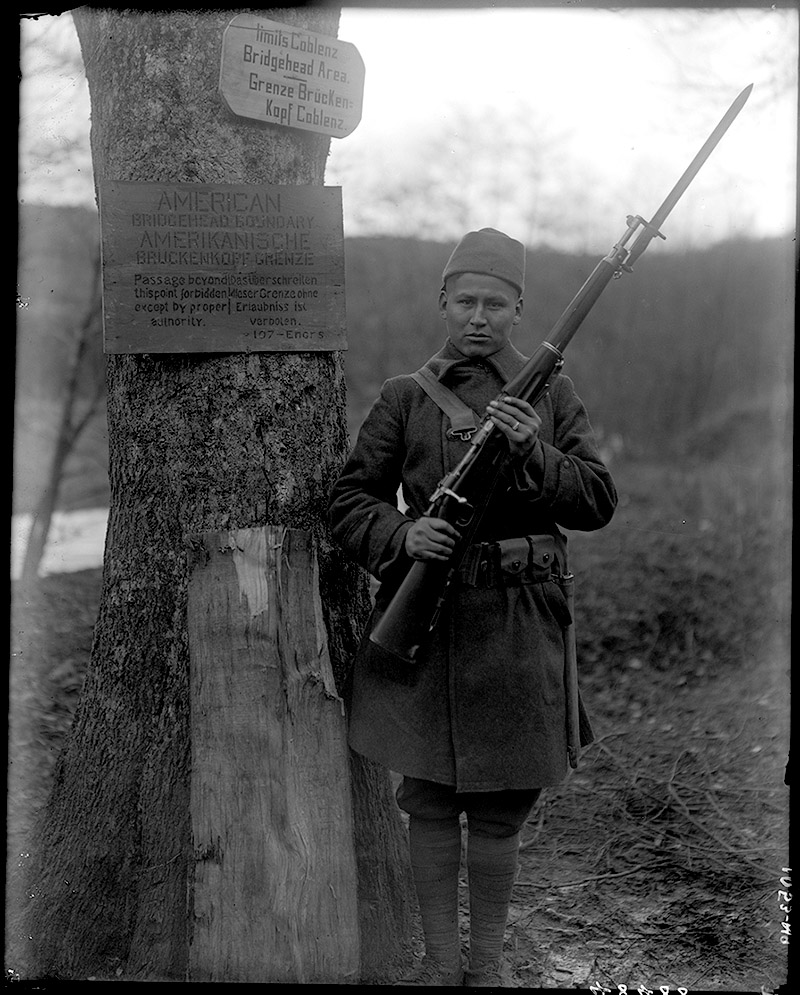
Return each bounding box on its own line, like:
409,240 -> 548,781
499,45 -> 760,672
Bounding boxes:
441,228 -> 526,296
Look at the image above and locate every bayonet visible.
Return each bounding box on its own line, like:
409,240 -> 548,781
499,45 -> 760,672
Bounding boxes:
624,83 -> 755,271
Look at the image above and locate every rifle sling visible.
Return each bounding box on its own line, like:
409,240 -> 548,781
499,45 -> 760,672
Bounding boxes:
411,366 -> 480,441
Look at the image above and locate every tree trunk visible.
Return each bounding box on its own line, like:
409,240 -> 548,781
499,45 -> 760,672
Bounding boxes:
26,7 -> 412,981
187,526 -> 359,983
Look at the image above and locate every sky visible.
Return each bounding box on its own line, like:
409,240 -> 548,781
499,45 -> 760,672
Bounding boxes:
18,4 -> 799,252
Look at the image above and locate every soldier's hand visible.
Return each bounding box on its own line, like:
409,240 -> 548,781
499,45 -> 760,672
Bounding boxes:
405,517 -> 461,561
487,395 -> 541,457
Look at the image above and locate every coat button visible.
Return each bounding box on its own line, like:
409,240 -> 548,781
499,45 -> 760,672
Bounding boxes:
543,553 -> 550,563
512,559 -> 521,570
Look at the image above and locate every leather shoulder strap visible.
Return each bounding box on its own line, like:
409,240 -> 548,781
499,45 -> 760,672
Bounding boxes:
410,366 -> 479,440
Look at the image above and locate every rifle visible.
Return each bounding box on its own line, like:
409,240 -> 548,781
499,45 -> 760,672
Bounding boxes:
369,84 -> 753,667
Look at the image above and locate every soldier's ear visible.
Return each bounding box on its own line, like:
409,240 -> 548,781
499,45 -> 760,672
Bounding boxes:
513,297 -> 524,323
438,288 -> 448,317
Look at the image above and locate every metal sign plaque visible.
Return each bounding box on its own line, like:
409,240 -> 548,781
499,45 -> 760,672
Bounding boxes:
219,15 -> 365,138
100,181 -> 346,354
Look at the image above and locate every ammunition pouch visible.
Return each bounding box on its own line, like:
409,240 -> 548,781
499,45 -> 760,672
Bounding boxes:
457,533 -> 566,589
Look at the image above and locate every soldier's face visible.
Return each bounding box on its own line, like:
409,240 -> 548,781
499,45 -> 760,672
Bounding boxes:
439,273 -> 523,358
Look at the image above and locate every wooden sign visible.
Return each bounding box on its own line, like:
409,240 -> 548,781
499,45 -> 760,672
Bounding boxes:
99,181 -> 346,354
219,14 -> 364,139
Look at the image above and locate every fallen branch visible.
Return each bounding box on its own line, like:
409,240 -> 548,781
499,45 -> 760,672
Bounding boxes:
667,781 -> 774,878
516,862 -> 659,890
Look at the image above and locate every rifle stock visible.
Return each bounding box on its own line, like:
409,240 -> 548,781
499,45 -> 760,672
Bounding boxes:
371,560 -> 453,666
368,86 -> 752,668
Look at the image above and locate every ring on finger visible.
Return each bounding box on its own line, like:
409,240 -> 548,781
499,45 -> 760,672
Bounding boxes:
512,420 -> 520,431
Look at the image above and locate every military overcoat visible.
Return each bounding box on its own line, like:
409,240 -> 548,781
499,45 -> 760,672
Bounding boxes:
329,340 -> 617,791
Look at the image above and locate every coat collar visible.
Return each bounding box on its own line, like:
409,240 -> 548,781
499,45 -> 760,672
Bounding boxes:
424,339 -> 530,385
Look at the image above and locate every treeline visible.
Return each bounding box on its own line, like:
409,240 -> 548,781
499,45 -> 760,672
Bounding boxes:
342,234 -> 795,458
15,205 -> 795,515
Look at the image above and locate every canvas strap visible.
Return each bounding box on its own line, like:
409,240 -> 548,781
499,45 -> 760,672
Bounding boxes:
411,366 -> 480,441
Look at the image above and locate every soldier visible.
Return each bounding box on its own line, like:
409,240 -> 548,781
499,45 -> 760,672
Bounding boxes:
329,228 -> 617,986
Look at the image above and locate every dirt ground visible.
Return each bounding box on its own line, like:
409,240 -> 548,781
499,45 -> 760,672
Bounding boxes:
509,640 -> 790,992
5,457 -> 792,990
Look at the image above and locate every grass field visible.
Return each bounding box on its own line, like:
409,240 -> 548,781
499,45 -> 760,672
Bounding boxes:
7,445 -> 791,987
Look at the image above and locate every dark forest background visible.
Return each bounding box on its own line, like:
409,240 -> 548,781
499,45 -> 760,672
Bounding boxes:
342,231 -> 794,460
14,202 -> 795,518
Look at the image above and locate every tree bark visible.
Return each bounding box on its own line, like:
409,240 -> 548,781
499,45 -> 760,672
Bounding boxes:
26,7 -> 412,981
